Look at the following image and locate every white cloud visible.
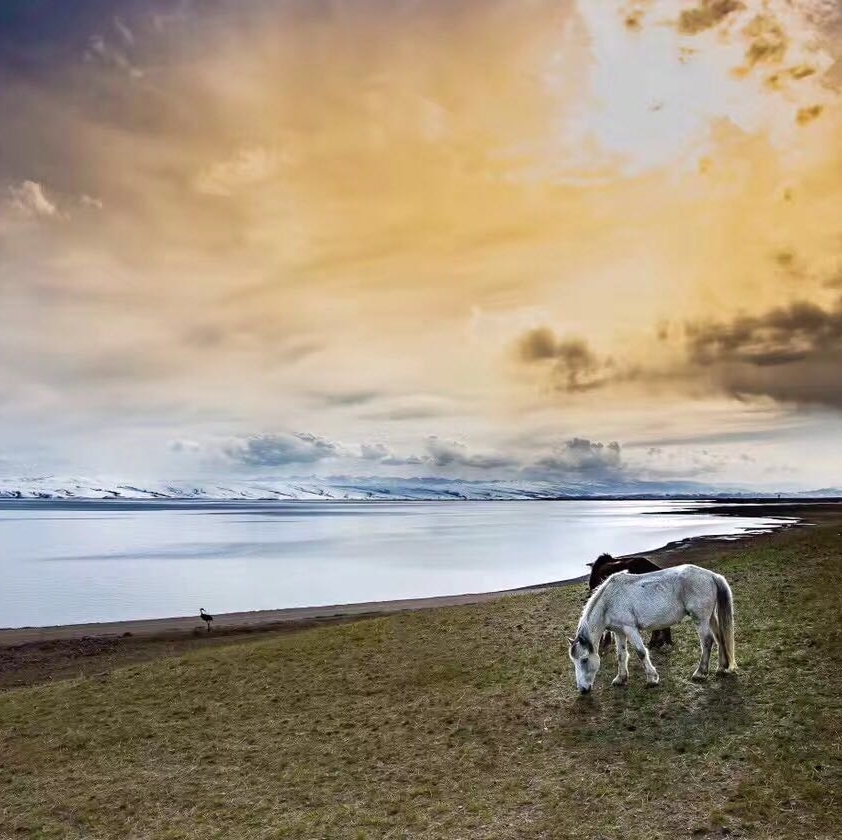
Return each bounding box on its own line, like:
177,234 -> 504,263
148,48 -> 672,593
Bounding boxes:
556,0 -> 838,179
7,181 -> 57,219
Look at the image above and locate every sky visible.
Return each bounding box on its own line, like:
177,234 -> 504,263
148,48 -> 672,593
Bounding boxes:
1,0 -> 841,490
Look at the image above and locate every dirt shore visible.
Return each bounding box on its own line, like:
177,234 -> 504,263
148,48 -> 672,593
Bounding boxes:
0,500 -> 831,691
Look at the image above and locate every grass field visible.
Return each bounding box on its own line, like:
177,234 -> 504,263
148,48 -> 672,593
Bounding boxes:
1,515 -> 841,839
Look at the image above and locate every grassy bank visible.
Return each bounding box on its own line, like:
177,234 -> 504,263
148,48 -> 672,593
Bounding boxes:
1,516 -> 840,838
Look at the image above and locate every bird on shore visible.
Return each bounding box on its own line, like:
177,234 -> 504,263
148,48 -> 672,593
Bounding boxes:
200,607 -> 214,632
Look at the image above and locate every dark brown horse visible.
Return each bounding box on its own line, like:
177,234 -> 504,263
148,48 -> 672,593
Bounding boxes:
587,554 -> 673,650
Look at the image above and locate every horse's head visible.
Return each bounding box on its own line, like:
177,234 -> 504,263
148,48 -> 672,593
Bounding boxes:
568,632 -> 601,694
588,553 -> 616,590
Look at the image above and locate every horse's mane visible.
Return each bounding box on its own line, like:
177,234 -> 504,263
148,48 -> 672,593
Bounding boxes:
589,553 -> 615,572
584,571 -> 624,613
577,572 -> 627,647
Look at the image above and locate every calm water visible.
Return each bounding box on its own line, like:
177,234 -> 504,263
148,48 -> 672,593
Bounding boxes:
0,499 -> 786,628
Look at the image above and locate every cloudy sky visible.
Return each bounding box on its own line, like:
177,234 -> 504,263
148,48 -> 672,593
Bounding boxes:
1,0 -> 841,489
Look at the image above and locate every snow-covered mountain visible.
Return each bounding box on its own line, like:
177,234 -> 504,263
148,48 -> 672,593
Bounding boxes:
0,474 -> 832,501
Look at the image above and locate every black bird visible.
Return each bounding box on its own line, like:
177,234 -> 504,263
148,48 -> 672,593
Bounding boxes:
200,607 -> 214,633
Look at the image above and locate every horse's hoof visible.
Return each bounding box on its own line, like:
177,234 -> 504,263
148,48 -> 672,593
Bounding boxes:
611,677 -> 628,688
691,671 -> 707,682
645,678 -> 660,688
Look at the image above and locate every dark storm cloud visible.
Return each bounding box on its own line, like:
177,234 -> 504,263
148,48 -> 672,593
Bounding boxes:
686,299 -> 842,366
530,438 -> 623,477
682,298 -> 842,408
224,432 -> 343,466
515,327 -> 613,392
516,298 -> 842,410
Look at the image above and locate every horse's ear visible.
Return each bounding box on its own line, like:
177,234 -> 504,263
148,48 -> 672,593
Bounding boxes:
567,636 -> 576,645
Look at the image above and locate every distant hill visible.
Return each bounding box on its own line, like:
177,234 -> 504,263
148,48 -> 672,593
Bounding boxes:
0,475 -> 837,501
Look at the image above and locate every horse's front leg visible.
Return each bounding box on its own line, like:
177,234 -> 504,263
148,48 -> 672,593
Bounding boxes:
625,627 -> 659,687
691,616 -> 715,681
611,632 -> 629,687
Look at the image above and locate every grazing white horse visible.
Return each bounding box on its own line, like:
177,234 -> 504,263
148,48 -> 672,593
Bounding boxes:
568,564 -> 736,694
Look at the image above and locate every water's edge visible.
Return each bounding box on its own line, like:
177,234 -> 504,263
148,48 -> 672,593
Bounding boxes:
0,503 -> 799,645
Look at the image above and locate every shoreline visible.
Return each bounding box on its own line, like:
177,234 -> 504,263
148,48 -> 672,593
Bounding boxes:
0,500 -> 813,648
0,586 -> 555,647
1,500 -> 832,691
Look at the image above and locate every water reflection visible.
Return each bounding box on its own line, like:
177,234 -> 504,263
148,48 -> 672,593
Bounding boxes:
0,500 -> 786,627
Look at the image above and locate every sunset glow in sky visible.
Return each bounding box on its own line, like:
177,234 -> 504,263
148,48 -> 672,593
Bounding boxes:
2,0 -> 842,489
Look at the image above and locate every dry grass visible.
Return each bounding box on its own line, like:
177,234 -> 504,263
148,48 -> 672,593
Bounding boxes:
1,521 -> 841,839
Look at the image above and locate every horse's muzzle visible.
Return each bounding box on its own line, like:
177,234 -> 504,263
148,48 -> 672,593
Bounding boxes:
578,686 -> 592,695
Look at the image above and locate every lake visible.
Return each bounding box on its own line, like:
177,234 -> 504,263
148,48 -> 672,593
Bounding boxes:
0,499 -> 787,628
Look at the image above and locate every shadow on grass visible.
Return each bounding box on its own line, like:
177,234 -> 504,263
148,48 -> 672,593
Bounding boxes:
564,649 -> 753,759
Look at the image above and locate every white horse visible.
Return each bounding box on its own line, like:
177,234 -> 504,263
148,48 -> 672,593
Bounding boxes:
568,564 -> 736,694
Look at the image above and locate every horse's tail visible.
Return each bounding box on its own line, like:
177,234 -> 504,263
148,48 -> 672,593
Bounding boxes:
713,573 -> 736,671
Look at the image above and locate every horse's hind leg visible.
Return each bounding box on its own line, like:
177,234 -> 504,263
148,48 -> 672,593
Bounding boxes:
711,619 -> 728,674
625,627 -> 659,686
599,631 -> 613,656
692,616 -> 715,681
611,633 -> 629,687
